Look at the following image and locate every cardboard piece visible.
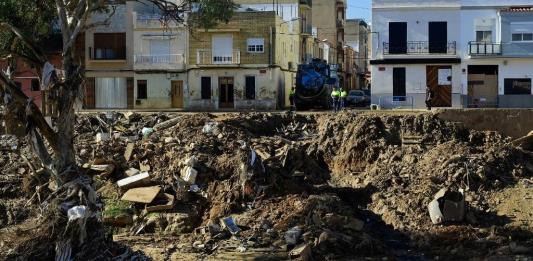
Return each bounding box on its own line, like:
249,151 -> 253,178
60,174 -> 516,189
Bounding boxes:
121,186 -> 161,203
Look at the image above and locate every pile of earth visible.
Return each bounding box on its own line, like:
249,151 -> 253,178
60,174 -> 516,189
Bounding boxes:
0,111 -> 531,260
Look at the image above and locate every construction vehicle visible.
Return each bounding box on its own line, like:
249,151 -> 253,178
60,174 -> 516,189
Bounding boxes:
294,59 -> 337,109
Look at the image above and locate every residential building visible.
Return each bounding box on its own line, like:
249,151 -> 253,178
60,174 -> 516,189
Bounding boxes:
130,1 -> 188,109
346,19 -> 370,89
312,0 -> 347,81
186,11 -> 299,110
371,0 -> 533,109
343,46 -> 357,90
84,2 -> 134,109
0,35 -> 63,109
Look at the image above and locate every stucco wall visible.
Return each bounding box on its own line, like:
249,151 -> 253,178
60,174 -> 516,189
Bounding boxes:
133,73 -> 187,109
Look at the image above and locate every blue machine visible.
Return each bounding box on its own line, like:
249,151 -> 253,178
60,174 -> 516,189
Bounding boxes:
295,59 -> 337,109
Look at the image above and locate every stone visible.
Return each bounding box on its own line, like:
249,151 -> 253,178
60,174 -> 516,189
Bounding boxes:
289,244 -> 312,260
96,133 -> 110,143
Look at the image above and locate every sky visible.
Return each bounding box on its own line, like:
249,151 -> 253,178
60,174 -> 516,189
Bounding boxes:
346,0 -> 372,23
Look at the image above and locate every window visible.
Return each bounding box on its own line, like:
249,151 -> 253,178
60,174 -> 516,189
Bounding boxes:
93,33 -> 126,60
247,38 -> 265,53
31,79 -> 40,91
137,80 -> 147,99
201,77 -> 211,99
504,79 -> 531,95
512,33 -> 533,42
476,31 -> 492,42
245,76 -> 256,100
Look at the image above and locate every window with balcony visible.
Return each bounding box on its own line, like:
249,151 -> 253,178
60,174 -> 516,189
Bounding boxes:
93,33 -> 126,60
247,38 -> 264,53
504,79 -> 531,95
476,31 -> 492,42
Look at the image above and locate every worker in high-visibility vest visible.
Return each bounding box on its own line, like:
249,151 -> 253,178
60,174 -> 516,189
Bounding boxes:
340,88 -> 348,111
331,88 -> 340,113
289,86 -> 296,112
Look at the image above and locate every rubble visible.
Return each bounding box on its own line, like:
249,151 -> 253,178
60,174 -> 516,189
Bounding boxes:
1,111 -> 532,260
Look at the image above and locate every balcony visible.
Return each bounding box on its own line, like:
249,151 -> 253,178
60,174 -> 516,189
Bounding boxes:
469,42 -> 502,56
383,41 -> 457,55
134,54 -> 185,70
134,13 -> 179,29
196,49 -> 240,65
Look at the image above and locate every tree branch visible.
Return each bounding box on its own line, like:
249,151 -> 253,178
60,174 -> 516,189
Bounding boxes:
0,71 -> 59,153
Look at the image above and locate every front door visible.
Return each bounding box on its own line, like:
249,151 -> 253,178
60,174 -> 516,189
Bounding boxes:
393,67 -> 406,101
426,65 -> 452,107
171,80 -> 183,108
219,77 -> 234,109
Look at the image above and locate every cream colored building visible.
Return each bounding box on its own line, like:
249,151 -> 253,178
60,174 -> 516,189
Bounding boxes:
312,0 -> 347,66
187,11 -> 299,110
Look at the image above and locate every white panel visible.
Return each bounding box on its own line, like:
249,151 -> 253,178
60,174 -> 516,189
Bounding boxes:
150,39 -> 170,55
511,22 -> 533,33
95,78 -> 127,109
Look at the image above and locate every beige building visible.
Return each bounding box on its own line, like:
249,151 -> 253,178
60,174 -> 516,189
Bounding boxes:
84,3 -> 134,109
187,11 -> 299,110
346,19 -> 370,89
312,0 -> 347,85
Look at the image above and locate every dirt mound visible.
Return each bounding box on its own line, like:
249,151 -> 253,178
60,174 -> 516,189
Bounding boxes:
0,112 -> 532,260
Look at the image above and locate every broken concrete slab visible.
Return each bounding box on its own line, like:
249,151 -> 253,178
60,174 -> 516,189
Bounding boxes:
139,162 -> 151,172
96,133 -> 110,143
117,172 -> 150,189
181,166 -> 198,184
121,186 -> 161,204
124,142 -> 134,161
146,193 -> 175,212
125,168 -> 140,177
289,244 -> 312,260
153,117 -> 181,131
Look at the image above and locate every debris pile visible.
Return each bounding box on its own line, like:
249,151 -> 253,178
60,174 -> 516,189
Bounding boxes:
0,112 -> 532,259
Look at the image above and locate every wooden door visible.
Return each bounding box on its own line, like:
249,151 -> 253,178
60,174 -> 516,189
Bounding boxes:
218,77 -> 234,108
171,80 -> 183,108
427,65 -> 452,107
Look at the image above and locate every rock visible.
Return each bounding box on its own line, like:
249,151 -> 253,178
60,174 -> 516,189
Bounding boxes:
96,133 -> 110,143
289,244 -> 312,260
124,143 -> 135,161
285,226 -> 302,246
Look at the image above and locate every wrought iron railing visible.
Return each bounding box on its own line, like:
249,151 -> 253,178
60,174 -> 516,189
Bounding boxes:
468,42 -> 502,56
196,49 -> 240,65
134,54 -> 184,64
383,41 -> 457,55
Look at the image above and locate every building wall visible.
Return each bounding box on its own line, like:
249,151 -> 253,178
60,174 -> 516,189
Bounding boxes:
187,68 -> 280,110
133,73 -> 187,109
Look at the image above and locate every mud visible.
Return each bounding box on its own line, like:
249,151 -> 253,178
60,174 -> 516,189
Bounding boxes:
0,111 -> 532,260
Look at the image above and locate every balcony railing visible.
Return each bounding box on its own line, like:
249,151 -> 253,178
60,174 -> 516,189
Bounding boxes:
383,41 -> 457,55
196,49 -> 240,65
135,13 -> 179,28
134,54 -> 184,65
469,42 -> 502,56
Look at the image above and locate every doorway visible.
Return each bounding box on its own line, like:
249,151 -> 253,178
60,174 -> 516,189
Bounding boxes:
393,67 -> 406,101
467,65 -> 498,108
171,80 -> 183,108
426,65 -> 452,107
389,22 -> 407,54
218,77 -> 234,109
429,22 -> 448,53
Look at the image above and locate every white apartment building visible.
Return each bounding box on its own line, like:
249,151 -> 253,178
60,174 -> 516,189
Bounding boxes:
371,0 -> 533,109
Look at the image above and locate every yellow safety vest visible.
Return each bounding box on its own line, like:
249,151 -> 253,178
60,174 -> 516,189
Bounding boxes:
340,91 -> 348,98
331,91 -> 340,98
